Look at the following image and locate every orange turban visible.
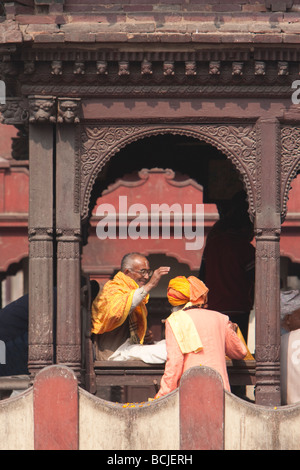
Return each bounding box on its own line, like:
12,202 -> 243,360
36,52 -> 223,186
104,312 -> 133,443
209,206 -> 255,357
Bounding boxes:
167,276 -> 209,307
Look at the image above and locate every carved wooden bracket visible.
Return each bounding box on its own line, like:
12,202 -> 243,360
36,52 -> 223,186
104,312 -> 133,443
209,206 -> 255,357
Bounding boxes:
0,96 -> 81,125
57,98 -> 81,123
28,95 -> 56,124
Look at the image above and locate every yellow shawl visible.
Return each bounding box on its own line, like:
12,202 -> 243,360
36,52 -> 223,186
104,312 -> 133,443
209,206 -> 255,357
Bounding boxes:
167,303 -> 203,354
91,271 -> 148,344
167,304 -> 254,360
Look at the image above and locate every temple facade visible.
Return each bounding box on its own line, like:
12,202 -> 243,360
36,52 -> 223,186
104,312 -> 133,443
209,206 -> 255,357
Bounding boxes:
1,0 -> 300,414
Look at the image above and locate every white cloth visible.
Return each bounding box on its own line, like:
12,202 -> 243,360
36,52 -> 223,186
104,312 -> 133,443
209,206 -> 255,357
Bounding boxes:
108,339 -> 167,364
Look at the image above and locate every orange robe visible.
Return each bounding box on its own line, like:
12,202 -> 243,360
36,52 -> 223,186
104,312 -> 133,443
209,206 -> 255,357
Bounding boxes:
157,307 -> 247,396
91,271 -> 148,344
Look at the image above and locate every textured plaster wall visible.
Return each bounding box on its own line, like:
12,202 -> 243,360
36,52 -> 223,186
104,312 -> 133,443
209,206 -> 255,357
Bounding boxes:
225,391 -> 300,450
79,387 -> 180,450
0,389 -> 34,450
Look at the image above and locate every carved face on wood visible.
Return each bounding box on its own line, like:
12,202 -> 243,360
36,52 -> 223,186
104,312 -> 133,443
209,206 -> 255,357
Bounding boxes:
29,98 -> 56,123
58,99 -> 80,123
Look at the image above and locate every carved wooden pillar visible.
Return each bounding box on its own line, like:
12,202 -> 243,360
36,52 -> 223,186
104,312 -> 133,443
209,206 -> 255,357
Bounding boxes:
28,96 -> 56,376
55,98 -> 81,378
255,117 -> 281,406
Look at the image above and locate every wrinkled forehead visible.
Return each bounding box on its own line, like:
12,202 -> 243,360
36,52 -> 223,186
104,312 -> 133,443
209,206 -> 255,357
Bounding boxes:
131,256 -> 149,270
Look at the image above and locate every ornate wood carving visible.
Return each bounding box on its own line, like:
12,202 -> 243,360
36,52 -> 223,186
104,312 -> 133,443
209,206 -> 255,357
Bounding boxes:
28,95 -> 56,123
118,60 -> 130,76
163,61 -> 175,76
57,98 -> 81,123
0,97 -> 28,124
16,47 -> 300,101
73,61 -> 85,75
185,61 -> 196,76
281,125 -> 300,221
209,61 -> 221,75
79,123 -> 257,222
232,62 -> 244,76
141,59 -> 152,76
96,60 -> 108,75
254,61 -> 266,76
0,96 -> 81,125
51,60 -> 62,76
24,60 -> 35,75
278,61 -> 289,76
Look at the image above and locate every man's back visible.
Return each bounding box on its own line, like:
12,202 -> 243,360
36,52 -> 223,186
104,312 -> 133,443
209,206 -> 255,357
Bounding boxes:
158,307 -> 247,396
183,308 -> 247,391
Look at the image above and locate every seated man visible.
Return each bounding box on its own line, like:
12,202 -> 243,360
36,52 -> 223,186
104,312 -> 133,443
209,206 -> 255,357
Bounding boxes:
280,290 -> 300,405
91,252 -> 170,360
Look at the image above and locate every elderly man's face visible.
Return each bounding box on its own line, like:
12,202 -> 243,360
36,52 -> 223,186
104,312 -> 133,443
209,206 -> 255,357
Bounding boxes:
125,256 -> 152,287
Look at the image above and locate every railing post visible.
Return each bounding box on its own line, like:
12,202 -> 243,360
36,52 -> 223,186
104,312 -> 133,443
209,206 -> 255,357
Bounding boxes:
33,365 -> 79,450
179,366 -> 224,450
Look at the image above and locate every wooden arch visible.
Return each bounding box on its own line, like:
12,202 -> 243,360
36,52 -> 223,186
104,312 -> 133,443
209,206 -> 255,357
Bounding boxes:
79,123 -> 257,223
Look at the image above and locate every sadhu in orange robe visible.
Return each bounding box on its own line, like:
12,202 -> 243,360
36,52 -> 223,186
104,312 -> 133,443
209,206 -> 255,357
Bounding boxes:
156,276 -> 249,397
91,271 -> 149,359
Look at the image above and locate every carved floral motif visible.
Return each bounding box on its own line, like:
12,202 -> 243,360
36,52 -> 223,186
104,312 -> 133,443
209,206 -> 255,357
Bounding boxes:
281,125 -> 300,220
79,124 -> 257,221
